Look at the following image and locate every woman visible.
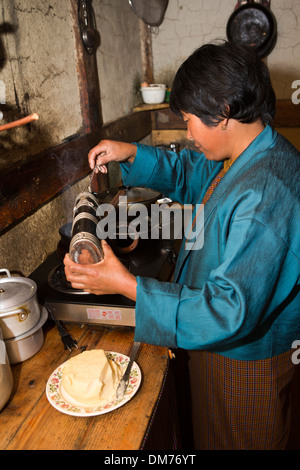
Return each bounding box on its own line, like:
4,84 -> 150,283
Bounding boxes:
64,42 -> 300,449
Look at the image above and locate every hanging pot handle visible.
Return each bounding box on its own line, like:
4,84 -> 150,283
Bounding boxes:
0,308 -> 28,321
0,269 -> 11,278
236,0 -> 270,7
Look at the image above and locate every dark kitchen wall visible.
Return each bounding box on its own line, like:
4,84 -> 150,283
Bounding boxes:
0,0 -> 143,276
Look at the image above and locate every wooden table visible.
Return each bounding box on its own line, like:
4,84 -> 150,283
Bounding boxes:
0,320 -> 169,450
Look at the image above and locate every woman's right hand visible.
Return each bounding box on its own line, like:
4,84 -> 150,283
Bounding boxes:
88,139 -> 138,174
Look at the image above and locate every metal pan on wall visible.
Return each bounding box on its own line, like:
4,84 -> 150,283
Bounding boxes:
128,0 -> 168,27
226,0 -> 277,58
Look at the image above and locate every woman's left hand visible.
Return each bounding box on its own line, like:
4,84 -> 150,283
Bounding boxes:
63,240 -> 137,300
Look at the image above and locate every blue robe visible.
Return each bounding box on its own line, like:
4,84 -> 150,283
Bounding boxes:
120,125 -> 300,360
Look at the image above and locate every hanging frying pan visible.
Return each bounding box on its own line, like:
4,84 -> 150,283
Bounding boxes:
226,0 -> 277,58
128,0 -> 168,27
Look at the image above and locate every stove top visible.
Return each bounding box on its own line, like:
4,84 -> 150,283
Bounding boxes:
30,236 -> 178,327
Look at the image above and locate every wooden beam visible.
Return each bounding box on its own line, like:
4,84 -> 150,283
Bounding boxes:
151,129 -> 189,147
0,111 -> 151,235
274,100 -> 300,128
150,101 -> 300,129
139,20 -> 154,84
151,107 -> 184,130
70,0 -> 103,133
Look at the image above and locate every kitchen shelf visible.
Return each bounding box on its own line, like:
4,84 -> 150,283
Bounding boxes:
132,102 -> 169,112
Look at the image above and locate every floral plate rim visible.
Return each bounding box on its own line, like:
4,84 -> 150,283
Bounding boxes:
45,351 -> 142,417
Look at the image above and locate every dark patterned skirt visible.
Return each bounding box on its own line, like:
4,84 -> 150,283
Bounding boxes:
187,349 -> 295,450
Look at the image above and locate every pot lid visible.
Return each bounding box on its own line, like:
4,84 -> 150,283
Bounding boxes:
97,186 -> 161,206
0,277 -> 36,311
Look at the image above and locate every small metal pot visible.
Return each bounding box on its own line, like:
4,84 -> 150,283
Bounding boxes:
97,186 -> 161,209
0,269 -> 40,340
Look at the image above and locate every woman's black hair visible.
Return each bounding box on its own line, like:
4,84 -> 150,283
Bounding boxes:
170,41 -> 276,127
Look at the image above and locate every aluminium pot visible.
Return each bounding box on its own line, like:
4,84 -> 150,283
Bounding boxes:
226,0 -> 277,58
0,269 -> 40,340
97,185 -> 161,209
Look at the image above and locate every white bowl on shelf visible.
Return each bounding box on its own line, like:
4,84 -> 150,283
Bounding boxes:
140,84 -> 166,104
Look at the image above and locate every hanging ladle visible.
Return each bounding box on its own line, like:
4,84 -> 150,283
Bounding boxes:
0,113 -> 39,132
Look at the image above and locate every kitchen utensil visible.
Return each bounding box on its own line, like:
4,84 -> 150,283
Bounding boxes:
87,165 -> 101,192
69,191 -> 104,264
109,189 -> 126,208
0,269 -> 40,339
4,306 -> 48,364
140,84 -> 166,104
0,327 -> 13,412
0,113 -> 39,132
129,0 -> 168,27
116,341 -> 141,399
69,186 -> 127,264
78,0 -> 98,54
226,0 -> 277,58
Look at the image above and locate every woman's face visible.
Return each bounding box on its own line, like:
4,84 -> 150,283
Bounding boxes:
182,112 -> 230,161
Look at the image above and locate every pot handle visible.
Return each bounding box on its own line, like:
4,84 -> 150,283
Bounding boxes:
0,269 -> 11,278
236,0 -> 271,6
1,308 -> 28,321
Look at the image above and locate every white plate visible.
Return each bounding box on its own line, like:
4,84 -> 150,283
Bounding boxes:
45,351 -> 142,417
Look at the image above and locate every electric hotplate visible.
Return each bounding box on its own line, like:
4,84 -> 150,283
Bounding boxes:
30,237 -> 178,327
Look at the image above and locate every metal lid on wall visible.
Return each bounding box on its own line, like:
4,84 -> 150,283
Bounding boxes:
128,0 -> 169,27
226,0 -> 277,58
